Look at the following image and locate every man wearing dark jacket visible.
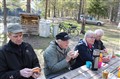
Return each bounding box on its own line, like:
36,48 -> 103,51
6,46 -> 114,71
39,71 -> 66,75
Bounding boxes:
72,30 -> 95,69
0,24 -> 41,79
94,29 -> 107,53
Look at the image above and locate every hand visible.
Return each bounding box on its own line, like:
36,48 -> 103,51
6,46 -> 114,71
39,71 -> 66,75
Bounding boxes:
20,68 -> 33,78
32,67 -> 41,78
32,67 -> 41,73
100,49 -> 107,53
102,57 -> 110,63
72,50 -> 79,59
32,72 -> 41,79
66,50 -> 74,62
103,49 -> 107,53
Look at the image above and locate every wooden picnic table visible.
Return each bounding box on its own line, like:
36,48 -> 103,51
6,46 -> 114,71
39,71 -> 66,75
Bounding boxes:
53,57 -> 120,79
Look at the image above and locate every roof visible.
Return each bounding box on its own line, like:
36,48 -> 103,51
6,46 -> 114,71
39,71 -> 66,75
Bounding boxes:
19,12 -> 40,17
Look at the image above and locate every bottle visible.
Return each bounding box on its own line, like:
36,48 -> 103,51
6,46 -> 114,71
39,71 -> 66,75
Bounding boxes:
112,50 -> 116,58
117,70 -> 120,78
92,49 -> 100,71
99,53 -> 103,62
98,53 -> 102,68
117,66 -> 120,79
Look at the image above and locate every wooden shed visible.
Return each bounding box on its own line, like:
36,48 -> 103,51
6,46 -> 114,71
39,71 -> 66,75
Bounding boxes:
20,13 -> 40,35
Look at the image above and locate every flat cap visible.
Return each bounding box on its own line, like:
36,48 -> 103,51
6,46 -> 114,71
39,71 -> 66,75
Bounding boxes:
7,24 -> 23,33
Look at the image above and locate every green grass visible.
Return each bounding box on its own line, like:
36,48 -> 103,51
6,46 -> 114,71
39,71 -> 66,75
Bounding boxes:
62,20 -> 120,53
1,20 -> 118,51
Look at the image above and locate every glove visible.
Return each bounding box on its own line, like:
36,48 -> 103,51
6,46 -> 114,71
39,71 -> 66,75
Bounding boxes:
20,68 -> 33,78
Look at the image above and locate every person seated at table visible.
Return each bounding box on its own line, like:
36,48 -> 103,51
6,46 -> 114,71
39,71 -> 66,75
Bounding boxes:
43,32 -> 79,79
94,29 -> 111,63
71,30 -> 95,69
0,24 -> 41,79
94,29 -> 107,53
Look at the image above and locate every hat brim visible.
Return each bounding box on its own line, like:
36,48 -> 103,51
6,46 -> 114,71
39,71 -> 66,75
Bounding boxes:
12,29 -> 23,33
61,36 -> 71,41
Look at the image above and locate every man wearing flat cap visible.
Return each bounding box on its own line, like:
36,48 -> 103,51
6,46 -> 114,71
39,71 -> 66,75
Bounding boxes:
43,32 -> 79,79
0,24 -> 41,79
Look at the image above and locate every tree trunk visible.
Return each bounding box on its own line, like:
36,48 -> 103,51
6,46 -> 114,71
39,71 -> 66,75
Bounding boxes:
61,8 -> 64,17
113,3 -> 119,22
3,0 -> 7,45
48,0 -> 50,17
80,16 -> 86,35
48,9 -> 50,17
110,7 -> 114,22
58,10 -> 59,17
81,0 -> 84,14
109,5 -> 113,22
77,0 -> 82,23
65,9 -> 68,17
45,0 -> 48,19
117,2 -> 120,22
83,0 -> 86,13
53,5 -> 56,17
27,0 -> 31,13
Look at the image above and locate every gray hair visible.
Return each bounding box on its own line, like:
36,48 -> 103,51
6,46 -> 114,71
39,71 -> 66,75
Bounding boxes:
94,29 -> 104,36
84,30 -> 95,39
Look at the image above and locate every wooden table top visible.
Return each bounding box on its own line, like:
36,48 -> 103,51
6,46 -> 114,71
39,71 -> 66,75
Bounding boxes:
53,57 -> 120,79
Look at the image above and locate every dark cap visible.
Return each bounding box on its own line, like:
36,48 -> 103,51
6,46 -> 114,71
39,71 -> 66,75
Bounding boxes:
56,32 -> 70,41
7,24 -> 23,33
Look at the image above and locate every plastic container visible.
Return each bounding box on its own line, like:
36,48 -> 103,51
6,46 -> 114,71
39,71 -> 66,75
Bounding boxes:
39,19 -> 51,37
53,24 -> 59,37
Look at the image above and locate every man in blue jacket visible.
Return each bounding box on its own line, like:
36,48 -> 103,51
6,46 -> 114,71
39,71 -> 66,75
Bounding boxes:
0,24 -> 41,79
72,30 -> 96,69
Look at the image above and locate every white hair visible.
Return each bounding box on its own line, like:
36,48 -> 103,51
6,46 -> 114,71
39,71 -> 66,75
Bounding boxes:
55,39 -> 62,45
94,29 -> 104,36
84,30 -> 95,39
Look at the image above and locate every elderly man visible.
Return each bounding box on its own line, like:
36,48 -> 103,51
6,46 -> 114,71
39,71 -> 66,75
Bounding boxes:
72,30 -> 95,69
43,32 -> 79,79
94,29 -> 107,53
0,24 -> 41,79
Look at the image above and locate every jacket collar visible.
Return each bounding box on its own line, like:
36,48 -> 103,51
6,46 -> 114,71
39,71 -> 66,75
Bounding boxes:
83,38 -> 88,46
8,40 -> 22,48
55,41 -> 67,54
82,39 -> 94,48
5,40 -> 24,55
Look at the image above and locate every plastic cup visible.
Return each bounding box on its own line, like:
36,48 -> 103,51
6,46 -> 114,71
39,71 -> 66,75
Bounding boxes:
102,70 -> 109,79
86,61 -> 92,68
